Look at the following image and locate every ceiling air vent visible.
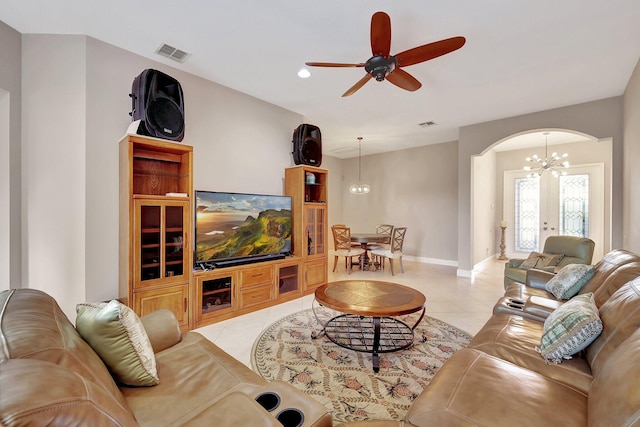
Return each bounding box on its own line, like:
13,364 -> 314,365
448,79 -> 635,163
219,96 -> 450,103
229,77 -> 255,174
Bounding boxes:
418,121 -> 436,128
155,43 -> 190,63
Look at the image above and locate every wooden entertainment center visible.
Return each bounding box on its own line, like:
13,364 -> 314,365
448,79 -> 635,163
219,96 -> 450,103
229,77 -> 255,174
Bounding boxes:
119,135 -> 328,331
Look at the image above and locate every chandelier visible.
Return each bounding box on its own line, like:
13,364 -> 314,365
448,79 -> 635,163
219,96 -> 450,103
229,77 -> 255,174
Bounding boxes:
349,137 -> 370,194
523,131 -> 570,178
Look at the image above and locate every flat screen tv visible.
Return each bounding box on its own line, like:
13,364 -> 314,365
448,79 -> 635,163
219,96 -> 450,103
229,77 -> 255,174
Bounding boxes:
194,191 -> 292,268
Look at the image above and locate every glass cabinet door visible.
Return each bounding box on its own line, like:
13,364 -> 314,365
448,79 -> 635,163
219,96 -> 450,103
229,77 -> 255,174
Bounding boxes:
139,205 -> 162,281
165,205 -> 186,278
305,206 -> 326,256
135,200 -> 188,285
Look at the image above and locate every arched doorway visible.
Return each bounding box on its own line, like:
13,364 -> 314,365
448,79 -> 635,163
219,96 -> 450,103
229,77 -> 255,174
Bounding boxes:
472,128 -> 611,266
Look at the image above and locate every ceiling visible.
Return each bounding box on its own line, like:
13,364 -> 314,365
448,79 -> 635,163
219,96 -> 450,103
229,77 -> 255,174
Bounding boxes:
2,0 -> 640,158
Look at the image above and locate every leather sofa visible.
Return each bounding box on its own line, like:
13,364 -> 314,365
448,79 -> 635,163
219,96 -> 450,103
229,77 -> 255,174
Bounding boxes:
504,235 -> 595,287
336,249 -> 640,427
0,288 -> 333,427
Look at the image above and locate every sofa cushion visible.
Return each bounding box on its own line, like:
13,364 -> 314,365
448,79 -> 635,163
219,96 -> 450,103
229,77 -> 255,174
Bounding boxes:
0,289 -> 129,409
520,252 -> 564,270
405,348 -> 588,427
589,327 -> 640,427
76,300 -> 159,387
545,264 -> 595,299
468,313 -> 593,393
0,358 -> 139,427
586,277 -> 640,376
120,332 -> 269,425
538,293 -> 602,364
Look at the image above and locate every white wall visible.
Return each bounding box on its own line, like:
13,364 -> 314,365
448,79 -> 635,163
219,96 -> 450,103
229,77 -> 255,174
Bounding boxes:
623,58 -> 640,253
0,20 -> 22,290
472,150 -> 496,265
22,35 -> 87,316
18,35 -> 315,317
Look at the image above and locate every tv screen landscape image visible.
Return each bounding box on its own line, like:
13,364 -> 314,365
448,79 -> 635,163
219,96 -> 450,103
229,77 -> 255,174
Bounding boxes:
195,191 -> 292,265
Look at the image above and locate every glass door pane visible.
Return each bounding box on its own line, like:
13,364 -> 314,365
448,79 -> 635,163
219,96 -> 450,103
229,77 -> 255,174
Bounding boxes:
514,177 -> 540,252
165,205 -> 185,278
140,205 -> 161,281
306,207 -> 325,256
559,174 -> 589,237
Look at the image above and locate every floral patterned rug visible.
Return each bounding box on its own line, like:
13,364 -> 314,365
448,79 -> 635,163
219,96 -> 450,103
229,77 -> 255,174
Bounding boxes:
250,307 -> 472,423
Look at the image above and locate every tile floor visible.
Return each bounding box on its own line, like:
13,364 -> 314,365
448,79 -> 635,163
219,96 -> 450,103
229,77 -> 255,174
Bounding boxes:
195,258 -> 508,367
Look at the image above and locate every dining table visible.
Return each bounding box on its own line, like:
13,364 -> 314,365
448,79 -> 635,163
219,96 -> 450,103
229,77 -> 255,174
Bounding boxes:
350,233 -> 389,270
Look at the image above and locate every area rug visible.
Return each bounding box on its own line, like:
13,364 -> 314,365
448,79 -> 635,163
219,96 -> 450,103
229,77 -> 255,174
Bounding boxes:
250,307 -> 472,423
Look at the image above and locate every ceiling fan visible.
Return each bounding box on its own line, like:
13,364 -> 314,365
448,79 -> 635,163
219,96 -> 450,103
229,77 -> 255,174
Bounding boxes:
305,11 -> 466,97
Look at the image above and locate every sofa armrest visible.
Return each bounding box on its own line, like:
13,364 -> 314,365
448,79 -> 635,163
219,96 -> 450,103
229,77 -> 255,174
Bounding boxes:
525,269 -> 555,289
506,258 -> 525,268
523,296 -> 563,320
140,309 -> 182,353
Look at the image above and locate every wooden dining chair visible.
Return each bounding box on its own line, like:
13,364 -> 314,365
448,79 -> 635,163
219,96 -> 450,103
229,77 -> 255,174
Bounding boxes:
371,227 -> 407,275
331,226 -> 365,274
369,224 -> 394,251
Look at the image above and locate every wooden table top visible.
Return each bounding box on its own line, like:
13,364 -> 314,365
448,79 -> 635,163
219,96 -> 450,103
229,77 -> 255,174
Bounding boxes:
314,280 -> 426,317
350,233 -> 389,243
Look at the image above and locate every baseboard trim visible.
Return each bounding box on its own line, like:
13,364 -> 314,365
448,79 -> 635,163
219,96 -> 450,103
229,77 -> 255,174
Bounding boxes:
404,255 -> 458,267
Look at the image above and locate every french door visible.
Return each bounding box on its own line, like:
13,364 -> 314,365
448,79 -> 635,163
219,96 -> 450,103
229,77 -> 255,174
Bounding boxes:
503,163 -> 604,261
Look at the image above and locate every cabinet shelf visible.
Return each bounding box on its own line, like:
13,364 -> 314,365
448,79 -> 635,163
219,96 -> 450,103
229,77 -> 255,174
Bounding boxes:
202,288 -> 230,297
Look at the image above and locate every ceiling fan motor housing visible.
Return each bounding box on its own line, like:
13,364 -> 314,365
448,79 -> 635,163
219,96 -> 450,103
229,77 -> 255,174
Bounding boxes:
365,56 -> 397,81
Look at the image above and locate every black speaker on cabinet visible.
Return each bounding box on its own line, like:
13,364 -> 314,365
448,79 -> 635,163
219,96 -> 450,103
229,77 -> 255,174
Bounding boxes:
129,69 -> 185,142
292,124 -> 322,166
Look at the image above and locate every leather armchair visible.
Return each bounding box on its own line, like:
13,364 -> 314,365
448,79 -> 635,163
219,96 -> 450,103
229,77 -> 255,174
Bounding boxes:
503,235 -> 595,287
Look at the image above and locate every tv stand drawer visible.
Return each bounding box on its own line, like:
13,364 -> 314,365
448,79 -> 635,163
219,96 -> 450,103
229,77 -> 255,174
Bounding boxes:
240,284 -> 273,308
240,265 -> 274,288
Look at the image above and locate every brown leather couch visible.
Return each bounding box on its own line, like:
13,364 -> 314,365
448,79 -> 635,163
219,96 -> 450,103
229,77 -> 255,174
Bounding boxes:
0,288 -> 333,427
336,249 -> 640,427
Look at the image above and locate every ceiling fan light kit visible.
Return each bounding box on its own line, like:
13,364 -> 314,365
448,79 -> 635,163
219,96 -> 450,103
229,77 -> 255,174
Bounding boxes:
305,11 -> 465,97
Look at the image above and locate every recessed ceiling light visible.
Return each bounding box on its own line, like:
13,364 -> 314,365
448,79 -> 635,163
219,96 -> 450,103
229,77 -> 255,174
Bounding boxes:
297,68 -> 311,78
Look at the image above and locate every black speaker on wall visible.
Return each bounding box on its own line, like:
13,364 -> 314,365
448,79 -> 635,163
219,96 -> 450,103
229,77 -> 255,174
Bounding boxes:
130,69 -> 185,142
292,124 -> 322,166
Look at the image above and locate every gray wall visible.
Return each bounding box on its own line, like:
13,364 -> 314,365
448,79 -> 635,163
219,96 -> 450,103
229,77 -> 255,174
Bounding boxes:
341,141 -> 459,264
458,97 -> 624,273
624,59 -> 640,253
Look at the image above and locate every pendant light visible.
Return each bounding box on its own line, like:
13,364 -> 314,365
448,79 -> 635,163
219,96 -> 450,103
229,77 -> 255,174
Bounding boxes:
523,131 -> 570,178
349,137 -> 370,194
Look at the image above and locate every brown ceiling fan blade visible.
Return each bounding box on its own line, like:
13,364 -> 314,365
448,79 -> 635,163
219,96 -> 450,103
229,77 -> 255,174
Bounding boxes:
386,68 -> 422,92
395,36 -> 466,67
370,11 -> 391,57
305,62 -> 365,67
342,74 -> 373,97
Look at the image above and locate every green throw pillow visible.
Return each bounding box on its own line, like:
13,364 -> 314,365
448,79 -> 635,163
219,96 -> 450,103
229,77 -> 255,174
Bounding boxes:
545,263 -> 595,299
76,300 -> 159,386
520,252 -> 564,270
537,292 -> 603,364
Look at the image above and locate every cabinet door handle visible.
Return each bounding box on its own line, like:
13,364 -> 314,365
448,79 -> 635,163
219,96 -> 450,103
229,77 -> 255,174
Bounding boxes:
184,297 -> 188,312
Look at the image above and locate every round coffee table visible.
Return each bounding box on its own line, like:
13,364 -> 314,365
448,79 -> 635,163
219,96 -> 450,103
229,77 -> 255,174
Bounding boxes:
313,280 -> 426,372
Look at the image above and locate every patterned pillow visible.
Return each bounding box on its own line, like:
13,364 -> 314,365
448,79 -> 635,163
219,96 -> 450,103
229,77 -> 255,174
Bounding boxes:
520,252 -> 564,270
76,300 -> 159,386
545,263 -> 595,299
537,292 -> 603,364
